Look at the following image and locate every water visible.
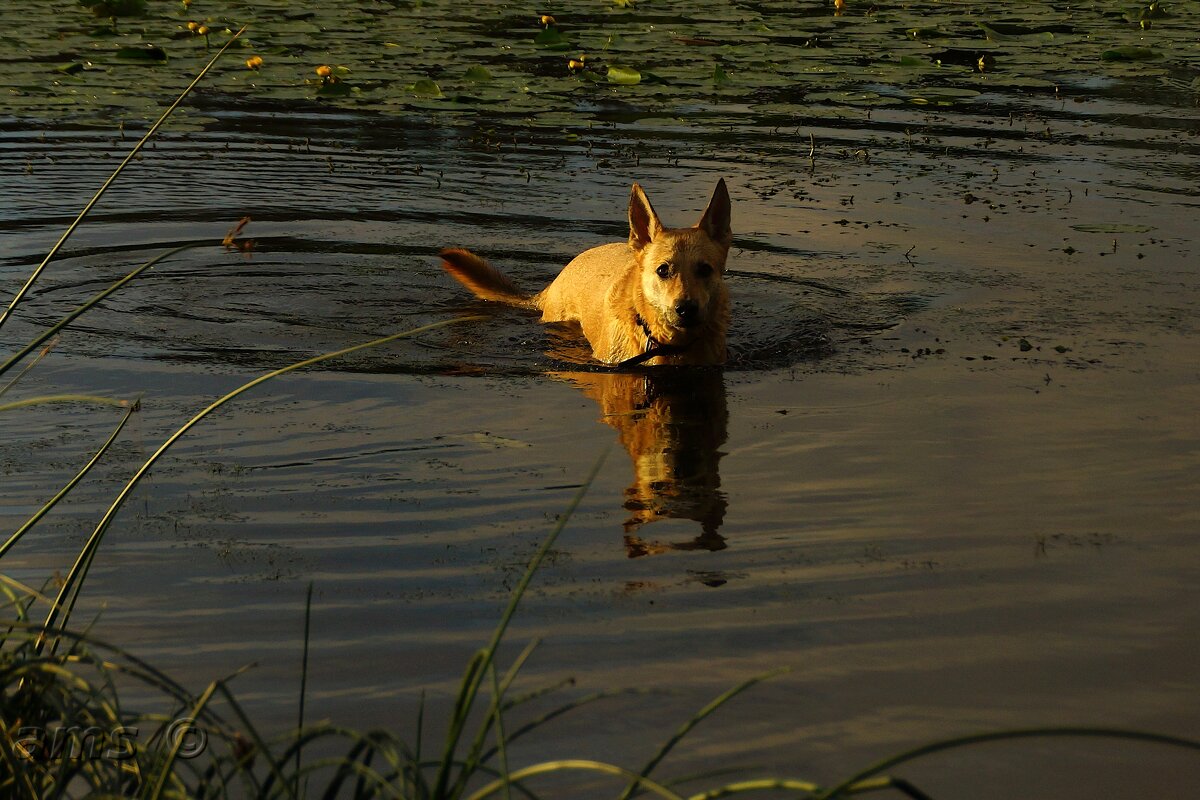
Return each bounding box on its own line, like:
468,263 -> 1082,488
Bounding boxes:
2,2 -> 1200,795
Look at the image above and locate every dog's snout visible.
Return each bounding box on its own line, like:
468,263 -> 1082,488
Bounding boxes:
675,299 -> 701,326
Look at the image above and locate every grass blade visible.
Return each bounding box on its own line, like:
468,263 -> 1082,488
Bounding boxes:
843,776 -> 934,799
0,243 -> 201,379
683,778 -> 823,800
37,315 -> 485,653
143,681 -> 219,800
0,395 -> 131,413
0,400 -> 137,560
0,336 -> 58,398
414,690 -> 427,799
619,668 -> 790,800
480,687 -> 655,764
0,30 -> 246,334
489,664 -> 513,800
297,581 -> 314,796
451,638 -> 541,795
816,727 -> 1200,800
430,443 -> 612,799
215,682 -> 301,800
466,759 -> 685,800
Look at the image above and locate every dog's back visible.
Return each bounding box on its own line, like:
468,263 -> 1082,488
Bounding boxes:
536,243 -> 632,355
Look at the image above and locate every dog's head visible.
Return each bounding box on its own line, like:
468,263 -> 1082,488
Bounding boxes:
628,179 -> 732,339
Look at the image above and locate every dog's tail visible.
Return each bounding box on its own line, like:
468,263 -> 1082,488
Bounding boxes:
439,248 -> 538,308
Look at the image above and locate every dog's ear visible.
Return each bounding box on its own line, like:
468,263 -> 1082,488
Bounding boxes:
697,178 -> 732,249
628,183 -> 663,251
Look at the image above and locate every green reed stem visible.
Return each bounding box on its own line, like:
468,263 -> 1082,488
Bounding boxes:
489,664 -> 513,800
619,668 -> 790,800
144,680 -> 220,800
297,581 -> 314,796
0,30 -> 246,335
817,727 -> 1200,800
0,394 -> 131,413
683,778 -> 823,800
451,638 -> 540,797
430,444 -> 611,800
0,401 -> 137,560
467,759 -> 683,800
0,244 -> 200,379
216,682 -> 300,800
0,337 -> 57,399
479,687 -> 652,766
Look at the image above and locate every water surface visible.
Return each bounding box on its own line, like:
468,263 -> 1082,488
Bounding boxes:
2,2 -> 1200,795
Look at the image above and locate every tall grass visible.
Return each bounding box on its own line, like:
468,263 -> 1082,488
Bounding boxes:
3,26 -> 1198,800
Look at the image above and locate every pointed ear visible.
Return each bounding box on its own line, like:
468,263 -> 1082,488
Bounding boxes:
697,178 -> 732,249
628,183 -> 663,251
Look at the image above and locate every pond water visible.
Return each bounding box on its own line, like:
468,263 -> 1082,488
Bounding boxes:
2,1 -> 1200,796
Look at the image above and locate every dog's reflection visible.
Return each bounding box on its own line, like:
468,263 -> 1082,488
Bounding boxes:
553,369 -> 728,557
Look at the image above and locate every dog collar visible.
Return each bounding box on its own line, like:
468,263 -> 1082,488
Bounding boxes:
636,313 -> 658,350
619,314 -> 691,368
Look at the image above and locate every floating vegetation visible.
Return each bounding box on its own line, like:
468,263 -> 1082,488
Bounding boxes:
3,1 -> 1198,124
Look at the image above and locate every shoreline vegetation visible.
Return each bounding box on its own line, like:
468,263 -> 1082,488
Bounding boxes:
3,11 -> 1199,799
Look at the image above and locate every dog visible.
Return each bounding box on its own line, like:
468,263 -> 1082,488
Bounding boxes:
439,180 -> 732,366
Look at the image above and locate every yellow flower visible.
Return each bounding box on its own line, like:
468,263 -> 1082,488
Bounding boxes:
540,14 -> 556,26
568,59 -> 584,71
316,65 -> 333,78
197,24 -> 209,35
834,0 -> 846,12
187,21 -> 199,31
245,56 -> 263,69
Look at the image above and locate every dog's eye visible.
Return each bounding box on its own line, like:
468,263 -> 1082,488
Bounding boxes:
655,263 -> 671,279
696,262 -> 713,278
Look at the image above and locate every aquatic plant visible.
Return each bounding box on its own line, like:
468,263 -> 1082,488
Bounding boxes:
6,1 -> 1198,127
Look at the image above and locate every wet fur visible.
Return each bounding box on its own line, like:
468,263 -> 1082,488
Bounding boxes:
439,180 -> 732,366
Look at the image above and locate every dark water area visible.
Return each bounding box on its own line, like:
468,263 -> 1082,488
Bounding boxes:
3,1 -> 1200,796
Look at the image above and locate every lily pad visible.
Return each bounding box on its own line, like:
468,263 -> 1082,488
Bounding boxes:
807,90 -> 901,106
905,86 -> 981,105
534,27 -> 570,50
907,27 -> 948,40
115,44 -> 167,61
607,65 -> 641,85
1101,46 -> 1160,62
409,78 -> 443,98
316,81 -> 352,97
464,65 -> 493,83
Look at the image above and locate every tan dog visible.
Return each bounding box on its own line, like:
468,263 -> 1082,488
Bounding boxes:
439,180 -> 732,366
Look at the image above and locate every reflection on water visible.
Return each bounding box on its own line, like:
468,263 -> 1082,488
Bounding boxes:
556,369 -> 728,557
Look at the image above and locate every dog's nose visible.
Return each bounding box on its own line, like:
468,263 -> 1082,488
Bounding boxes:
675,300 -> 700,326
